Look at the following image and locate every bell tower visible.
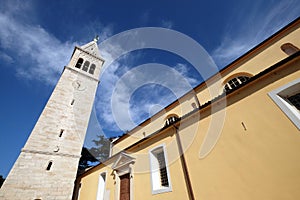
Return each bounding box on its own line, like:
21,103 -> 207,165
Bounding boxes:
0,38 -> 104,200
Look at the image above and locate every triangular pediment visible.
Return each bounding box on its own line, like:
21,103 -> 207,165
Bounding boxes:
112,152 -> 135,170
80,41 -> 101,57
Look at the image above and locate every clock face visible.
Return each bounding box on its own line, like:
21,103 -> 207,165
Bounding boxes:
72,80 -> 86,91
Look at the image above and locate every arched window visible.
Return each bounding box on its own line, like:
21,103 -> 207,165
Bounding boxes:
224,76 -> 250,92
82,61 -> 90,72
281,43 -> 299,56
75,58 -> 84,69
165,115 -> 180,127
89,64 -> 96,75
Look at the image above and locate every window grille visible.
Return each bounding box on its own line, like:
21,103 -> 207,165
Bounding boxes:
149,145 -> 172,194
287,93 -> 300,110
156,151 -> 169,187
165,116 -> 179,127
224,76 -> 250,92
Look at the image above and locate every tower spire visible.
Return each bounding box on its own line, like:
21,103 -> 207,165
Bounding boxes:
93,35 -> 99,43
0,40 -> 104,199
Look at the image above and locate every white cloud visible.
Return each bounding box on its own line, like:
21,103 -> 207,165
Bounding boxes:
139,11 -> 150,25
212,0 -> 300,67
0,0 -> 113,85
161,20 -> 174,29
8,0 -> 294,138
0,52 -> 14,64
95,59 -> 197,133
174,63 -> 198,86
0,5 -> 75,84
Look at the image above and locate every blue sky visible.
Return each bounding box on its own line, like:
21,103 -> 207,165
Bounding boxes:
0,0 -> 299,178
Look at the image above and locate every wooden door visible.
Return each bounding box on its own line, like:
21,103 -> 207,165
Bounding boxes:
119,173 -> 130,200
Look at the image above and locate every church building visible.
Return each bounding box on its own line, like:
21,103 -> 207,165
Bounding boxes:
1,17 -> 300,200
73,17 -> 300,200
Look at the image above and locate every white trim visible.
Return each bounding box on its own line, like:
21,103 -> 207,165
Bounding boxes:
112,152 -> 135,170
114,171 -> 134,200
129,164 -> 134,200
113,170 -> 119,200
96,171 -> 107,200
268,78 -> 300,130
149,144 -> 172,195
112,153 -> 135,200
109,142 -> 113,157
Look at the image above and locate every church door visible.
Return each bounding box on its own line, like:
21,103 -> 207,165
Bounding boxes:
119,173 -> 130,200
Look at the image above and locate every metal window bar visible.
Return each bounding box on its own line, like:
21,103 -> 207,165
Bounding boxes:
287,93 -> 300,110
157,151 -> 169,187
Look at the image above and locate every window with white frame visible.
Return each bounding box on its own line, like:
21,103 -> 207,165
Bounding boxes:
149,144 -> 172,194
287,93 -> 300,110
96,172 -> 106,200
268,78 -> 300,130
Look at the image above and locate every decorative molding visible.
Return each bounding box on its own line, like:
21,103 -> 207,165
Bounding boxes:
65,66 -> 100,82
112,152 -> 135,200
112,152 -> 135,171
21,149 -> 80,158
74,46 -> 105,62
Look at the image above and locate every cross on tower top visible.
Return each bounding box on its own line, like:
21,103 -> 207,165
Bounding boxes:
93,35 -> 99,43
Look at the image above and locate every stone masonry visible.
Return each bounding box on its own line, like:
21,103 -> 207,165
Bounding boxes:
0,40 -> 104,200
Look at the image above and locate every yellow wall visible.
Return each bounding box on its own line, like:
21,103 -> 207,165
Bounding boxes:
76,19 -> 300,200
78,64 -> 300,198
196,21 -> 300,105
78,164 -> 116,200
129,128 -> 190,200
183,59 -> 300,199
111,92 -> 199,155
111,19 -> 300,156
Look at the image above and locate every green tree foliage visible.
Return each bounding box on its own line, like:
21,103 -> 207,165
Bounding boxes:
0,175 -> 5,188
89,135 -> 110,162
78,135 -> 110,173
78,147 -> 98,172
